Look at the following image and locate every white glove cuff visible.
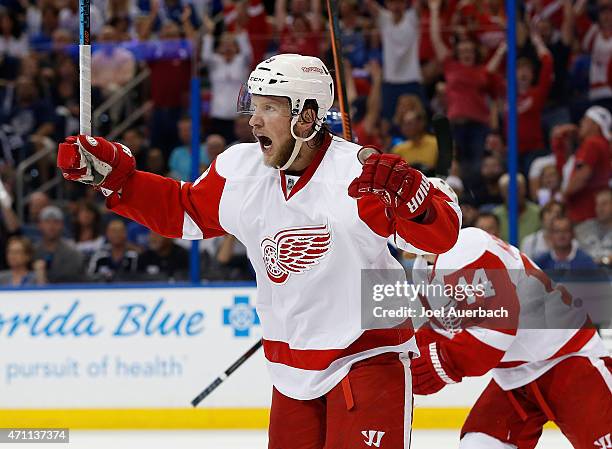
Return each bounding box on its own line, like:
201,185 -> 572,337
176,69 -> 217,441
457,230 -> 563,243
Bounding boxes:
429,342 -> 457,384
76,139 -> 113,185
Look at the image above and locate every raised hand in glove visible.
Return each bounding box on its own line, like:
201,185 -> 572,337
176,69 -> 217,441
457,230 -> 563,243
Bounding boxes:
411,327 -> 461,395
348,153 -> 433,220
57,135 -> 135,194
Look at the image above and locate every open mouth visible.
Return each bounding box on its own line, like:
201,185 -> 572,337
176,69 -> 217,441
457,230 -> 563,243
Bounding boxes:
257,135 -> 273,151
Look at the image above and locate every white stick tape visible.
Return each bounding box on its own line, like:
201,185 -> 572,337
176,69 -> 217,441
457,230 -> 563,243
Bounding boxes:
79,44 -> 92,135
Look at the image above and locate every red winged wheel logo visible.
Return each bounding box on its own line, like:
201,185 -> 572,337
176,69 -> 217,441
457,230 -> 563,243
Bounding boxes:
261,224 -> 332,284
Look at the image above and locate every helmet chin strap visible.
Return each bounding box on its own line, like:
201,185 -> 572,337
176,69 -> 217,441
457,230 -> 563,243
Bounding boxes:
277,115 -> 320,171
277,115 -> 321,170
277,128 -> 303,171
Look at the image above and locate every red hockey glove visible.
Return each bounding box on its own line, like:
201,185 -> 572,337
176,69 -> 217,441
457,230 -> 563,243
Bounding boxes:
412,328 -> 461,395
57,135 -> 135,193
348,153 -> 433,220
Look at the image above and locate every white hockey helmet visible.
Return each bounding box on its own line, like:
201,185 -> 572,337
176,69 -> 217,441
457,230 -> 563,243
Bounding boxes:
429,177 -> 459,205
237,54 -> 335,170
238,54 -> 334,122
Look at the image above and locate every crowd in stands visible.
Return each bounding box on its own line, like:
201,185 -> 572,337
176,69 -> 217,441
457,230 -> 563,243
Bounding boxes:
0,0 -> 610,286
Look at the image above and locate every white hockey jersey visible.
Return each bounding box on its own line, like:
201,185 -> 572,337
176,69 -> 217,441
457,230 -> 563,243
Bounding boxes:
413,227 -> 609,390
107,134 -> 462,399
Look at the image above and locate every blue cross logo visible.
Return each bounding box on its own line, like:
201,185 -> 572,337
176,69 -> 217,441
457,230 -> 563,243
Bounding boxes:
223,296 -> 260,337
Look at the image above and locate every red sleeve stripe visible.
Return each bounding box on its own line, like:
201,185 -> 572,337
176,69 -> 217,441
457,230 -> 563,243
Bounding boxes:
357,196 -> 393,237
107,170 -> 186,238
496,325 -> 598,369
262,328 -> 414,371
356,187 -> 461,250
395,190 -> 461,254
442,330 -> 506,377
547,326 -> 597,360
107,161 -> 227,239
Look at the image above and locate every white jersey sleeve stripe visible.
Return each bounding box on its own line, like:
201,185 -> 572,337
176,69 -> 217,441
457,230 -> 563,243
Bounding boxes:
590,356 -> 612,393
181,211 -> 204,240
466,327 -> 515,351
447,200 -> 462,228
179,181 -> 205,240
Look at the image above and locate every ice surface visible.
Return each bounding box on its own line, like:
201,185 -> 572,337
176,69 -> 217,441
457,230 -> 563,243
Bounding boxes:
6,429 -> 574,449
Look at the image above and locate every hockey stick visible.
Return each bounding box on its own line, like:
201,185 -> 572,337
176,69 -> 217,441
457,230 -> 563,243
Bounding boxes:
432,114 -> 453,177
79,0 -> 92,135
191,339 -> 263,407
326,0 -> 353,141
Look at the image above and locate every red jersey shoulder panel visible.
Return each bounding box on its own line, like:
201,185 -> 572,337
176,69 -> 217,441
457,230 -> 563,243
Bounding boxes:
107,160 -> 227,239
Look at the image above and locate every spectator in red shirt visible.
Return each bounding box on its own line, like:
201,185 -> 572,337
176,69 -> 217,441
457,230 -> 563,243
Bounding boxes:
552,106 -> 612,223
429,0 -> 503,178
517,33 -> 553,168
477,0 -> 506,51
143,21 -> 191,157
496,30 -> 554,174
223,0 -> 271,67
274,0 -> 321,58
419,0 -> 457,86
526,0 -> 565,30
454,0 -> 506,53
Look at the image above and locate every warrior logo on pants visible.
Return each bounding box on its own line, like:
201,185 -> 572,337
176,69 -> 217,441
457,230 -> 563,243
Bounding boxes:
261,224 -> 332,284
595,433 -> 612,448
362,430 -> 385,447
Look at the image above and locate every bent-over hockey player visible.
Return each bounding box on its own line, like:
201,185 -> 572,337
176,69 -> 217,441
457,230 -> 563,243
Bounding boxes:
410,211 -> 611,449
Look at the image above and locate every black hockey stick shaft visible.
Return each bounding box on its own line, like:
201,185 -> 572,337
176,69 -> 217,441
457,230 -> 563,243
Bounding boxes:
432,114 -> 453,177
326,0 -> 353,141
191,339 -> 263,407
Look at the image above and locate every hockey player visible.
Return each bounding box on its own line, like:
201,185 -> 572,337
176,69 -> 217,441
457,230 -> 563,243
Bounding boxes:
409,185 -> 611,449
57,54 -> 461,448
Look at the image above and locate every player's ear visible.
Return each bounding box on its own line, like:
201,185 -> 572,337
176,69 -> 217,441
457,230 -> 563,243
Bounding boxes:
299,107 -> 317,125
294,109 -> 316,138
